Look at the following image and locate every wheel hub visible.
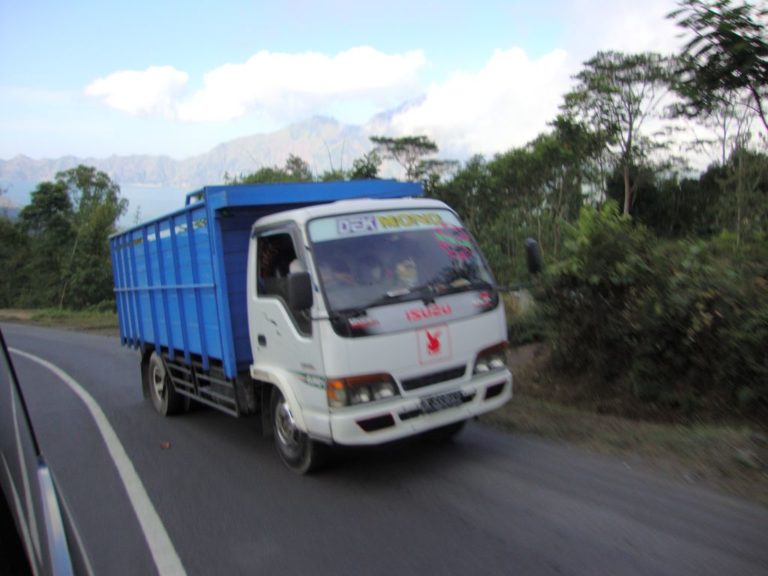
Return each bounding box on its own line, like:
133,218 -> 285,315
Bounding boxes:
275,401 -> 300,452
151,365 -> 166,398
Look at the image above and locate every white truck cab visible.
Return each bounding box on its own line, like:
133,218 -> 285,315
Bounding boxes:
246,198 -> 512,471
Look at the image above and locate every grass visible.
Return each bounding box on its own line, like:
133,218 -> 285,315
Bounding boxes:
0,308 -> 119,334
487,344 -> 768,506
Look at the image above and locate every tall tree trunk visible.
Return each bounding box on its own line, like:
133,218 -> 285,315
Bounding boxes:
750,85 -> 768,135
58,234 -> 80,309
736,152 -> 743,250
623,164 -> 632,216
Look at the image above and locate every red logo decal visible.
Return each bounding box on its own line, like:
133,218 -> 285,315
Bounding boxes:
406,304 -> 452,322
417,324 -> 452,365
426,330 -> 441,355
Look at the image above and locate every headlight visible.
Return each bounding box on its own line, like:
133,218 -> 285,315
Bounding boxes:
473,342 -> 508,375
327,373 -> 400,408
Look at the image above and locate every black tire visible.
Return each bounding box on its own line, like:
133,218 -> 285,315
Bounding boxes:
425,420 -> 467,442
147,352 -> 185,416
271,388 -> 326,474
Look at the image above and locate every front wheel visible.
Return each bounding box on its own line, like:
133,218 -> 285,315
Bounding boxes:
147,352 -> 185,416
271,388 -> 326,474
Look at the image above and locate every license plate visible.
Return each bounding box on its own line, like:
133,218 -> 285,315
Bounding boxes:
420,390 -> 463,414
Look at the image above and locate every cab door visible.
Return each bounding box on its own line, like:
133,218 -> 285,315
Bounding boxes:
247,226 -> 329,439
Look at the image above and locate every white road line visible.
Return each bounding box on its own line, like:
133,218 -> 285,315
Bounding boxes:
10,348 -> 187,576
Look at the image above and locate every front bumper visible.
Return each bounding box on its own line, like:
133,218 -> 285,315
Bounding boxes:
318,369 -> 513,446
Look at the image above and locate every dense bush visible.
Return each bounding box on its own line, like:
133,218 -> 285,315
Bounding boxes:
503,291 -> 546,346
540,202 -> 654,378
541,202 -> 768,415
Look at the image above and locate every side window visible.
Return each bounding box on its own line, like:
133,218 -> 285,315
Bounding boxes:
256,230 -> 311,335
258,232 -> 297,294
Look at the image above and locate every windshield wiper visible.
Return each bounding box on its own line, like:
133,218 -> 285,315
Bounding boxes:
409,277 -> 494,300
332,287 -> 421,318
362,289 -> 419,310
332,279 -> 494,319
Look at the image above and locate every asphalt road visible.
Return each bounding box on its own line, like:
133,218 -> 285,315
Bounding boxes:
3,322 -> 767,576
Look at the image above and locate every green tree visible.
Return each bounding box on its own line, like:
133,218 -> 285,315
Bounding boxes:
669,0 -> 768,133
348,151 -> 382,180
0,214 -> 29,307
57,165 -> 123,220
436,155 -> 494,233
414,159 -> 459,197
232,166 -> 291,184
370,135 -> 438,180
284,154 -> 313,182
319,168 -> 346,182
718,147 -> 768,246
562,51 -> 673,216
229,154 -> 314,184
525,118 -> 596,257
15,166 -> 127,309
17,181 -> 75,306
56,166 -> 128,308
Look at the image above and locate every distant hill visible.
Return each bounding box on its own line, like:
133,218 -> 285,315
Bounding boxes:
0,116 -> 385,191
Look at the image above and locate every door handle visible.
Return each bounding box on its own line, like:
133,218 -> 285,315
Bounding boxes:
258,334 -> 267,347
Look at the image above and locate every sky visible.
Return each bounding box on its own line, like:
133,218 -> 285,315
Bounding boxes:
0,0 -> 685,162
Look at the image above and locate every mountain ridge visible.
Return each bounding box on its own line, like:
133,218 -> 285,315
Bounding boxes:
0,116 -> 380,190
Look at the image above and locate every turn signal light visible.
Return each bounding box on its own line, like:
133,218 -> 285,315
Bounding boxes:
473,342 -> 508,375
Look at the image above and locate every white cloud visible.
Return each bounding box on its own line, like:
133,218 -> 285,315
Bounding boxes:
565,0 -> 684,62
176,47 -> 425,122
384,48 -> 572,157
84,48 -> 426,124
379,0 -> 684,160
84,66 -> 189,116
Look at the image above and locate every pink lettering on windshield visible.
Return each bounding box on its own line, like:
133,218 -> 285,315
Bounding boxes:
434,224 -> 473,261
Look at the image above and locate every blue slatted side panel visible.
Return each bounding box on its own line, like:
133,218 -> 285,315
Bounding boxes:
110,204 -> 225,368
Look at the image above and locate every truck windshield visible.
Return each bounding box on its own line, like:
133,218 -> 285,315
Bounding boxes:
307,208 -> 494,315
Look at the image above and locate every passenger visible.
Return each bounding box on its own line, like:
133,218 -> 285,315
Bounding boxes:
395,257 -> 418,288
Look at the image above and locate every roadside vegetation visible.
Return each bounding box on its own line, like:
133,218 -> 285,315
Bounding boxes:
0,308 -> 118,333
0,0 -> 765,499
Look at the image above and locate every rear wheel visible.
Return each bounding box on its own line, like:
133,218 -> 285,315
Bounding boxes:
271,388 -> 326,474
147,352 -> 185,416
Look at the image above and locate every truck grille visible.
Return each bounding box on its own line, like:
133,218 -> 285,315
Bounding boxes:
401,365 -> 466,391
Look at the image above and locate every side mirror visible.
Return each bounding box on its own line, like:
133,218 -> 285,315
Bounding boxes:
287,271 -> 313,311
525,238 -> 543,275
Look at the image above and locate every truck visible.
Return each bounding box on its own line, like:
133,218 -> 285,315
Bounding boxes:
110,180 -> 513,473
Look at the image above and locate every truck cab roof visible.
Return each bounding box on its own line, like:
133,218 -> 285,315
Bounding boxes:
251,196 -> 451,231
